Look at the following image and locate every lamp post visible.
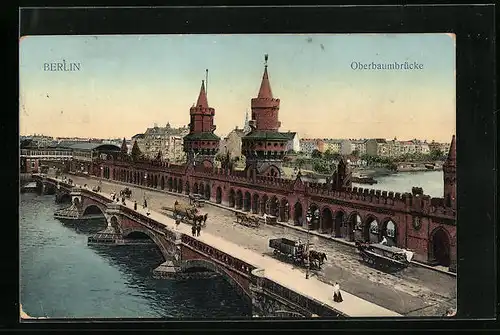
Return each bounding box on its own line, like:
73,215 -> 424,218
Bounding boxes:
143,172 -> 148,201
305,207 -> 312,279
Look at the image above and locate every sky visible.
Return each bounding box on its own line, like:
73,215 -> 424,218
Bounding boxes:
19,34 -> 456,142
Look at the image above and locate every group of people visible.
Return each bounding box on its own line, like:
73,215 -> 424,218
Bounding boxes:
191,221 -> 202,237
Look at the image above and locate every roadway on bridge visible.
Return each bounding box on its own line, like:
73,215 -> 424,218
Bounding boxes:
61,174 -> 456,317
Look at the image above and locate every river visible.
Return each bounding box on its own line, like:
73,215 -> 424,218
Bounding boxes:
20,193 -> 251,318
353,170 -> 444,198
20,171 -> 443,318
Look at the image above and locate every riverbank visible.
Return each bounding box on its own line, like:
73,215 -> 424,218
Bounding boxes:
354,164 -> 443,179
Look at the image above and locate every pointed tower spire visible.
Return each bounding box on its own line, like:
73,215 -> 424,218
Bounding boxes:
196,80 -> 209,108
446,135 -> 456,164
258,54 -> 273,99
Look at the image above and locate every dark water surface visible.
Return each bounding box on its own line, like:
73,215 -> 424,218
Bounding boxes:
20,193 -> 251,318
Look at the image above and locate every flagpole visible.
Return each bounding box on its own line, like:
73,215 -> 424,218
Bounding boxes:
205,69 -> 208,95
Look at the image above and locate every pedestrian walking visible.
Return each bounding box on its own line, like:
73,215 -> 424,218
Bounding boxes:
191,224 -> 196,236
143,198 -> 148,209
175,215 -> 181,229
134,201 -> 137,211
333,282 -> 343,303
196,224 -> 201,237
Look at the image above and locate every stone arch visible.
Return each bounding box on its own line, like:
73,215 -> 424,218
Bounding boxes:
308,203 -> 320,231
264,165 -> 281,178
193,182 -> 199,195
364,215 -> 380,243
269,196 -> 279,217
173,178 -> 178,192
178,180 -> 183,193
293,202 -> 303,226
429,227 -> 451,267
154,175 -> 158,188
199,182 -> 205,195
185,181 -> 190,195
261,194 -> 269,215
235,190 -> 243,209
228,189 -> 236,207
59,193 -> 72,203
333,210 -> 346,238
73,197 -> 80,207
121,227 -> 169,261
348,212 -> 362,242
216,186 -> 222,204
381,218 -> 397,247
82,204 -> 106,217
252,194 -> 259,214
204,184 -> 211,200
279,198 -> 289,222
321,207 -> 334,235
180,259 -> 251,301
243,191 -> 251,212
167,177 -> 173,191
109,215 -> 121,234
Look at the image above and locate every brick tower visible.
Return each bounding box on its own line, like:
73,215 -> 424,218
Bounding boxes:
442,135 -> 456,209
183,80 -> 220,168
242,55 -> 290,178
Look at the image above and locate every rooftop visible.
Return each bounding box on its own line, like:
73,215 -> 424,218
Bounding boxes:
183,132 -> 220,141
243,131 -> 295,141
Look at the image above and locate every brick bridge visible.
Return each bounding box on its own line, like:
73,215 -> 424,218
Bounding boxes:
93,155 -> 457,272
35,175 -> 376,318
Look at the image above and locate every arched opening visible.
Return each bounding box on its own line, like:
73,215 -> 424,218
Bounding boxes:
243,192 -> 251,212
279,198 -> 289,222
349,212 -> 362,242
193,182 -> 199,195
178,180 -> 183,193
173,178 -> 178,192
269,196 -> 279,217
308,204 -> 320,231
199,183 -> 205,195
154,175 -> 158,188
58,193 -> 72,204
333,211 -> 345,238
364,216 -> 380,243
235,190 -> 243,209
228,189 -> 235,207
160,176 -> 165,190
110,216 -> 121,234
431,228 -> 451,267
252,194 -> 259,214
121,230 -> 167,261
216,187 -> 222,204
185,181 -> 190,195
293,202 -> 303,226
321,207 -> 334,234
381,219 -> 397,246
73,197 -> 80,206
202,160 -> 213,169
167,177 -> 173,191
204,184 -> 211,200
82,205 -> 105,218
261,195 -> 269,215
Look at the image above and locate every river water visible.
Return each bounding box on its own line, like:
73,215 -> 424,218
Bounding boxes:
353,170 -> 444,198
20,171 -> 443,318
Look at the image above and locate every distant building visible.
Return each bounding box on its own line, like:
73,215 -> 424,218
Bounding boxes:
134,123 -> 189,162
300,139 -> 325,155
323,139 -> 343,154
365,138 -> 387,156
285,132 -> 300,153
223,127 -> 249,159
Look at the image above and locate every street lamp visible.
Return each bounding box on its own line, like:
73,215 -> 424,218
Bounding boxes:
305,207 -> 312,279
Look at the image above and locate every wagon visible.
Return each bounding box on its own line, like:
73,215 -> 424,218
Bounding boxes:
356,241 -> 413,270
235,212 -> 261,228
189,194 -> 204,207
269,238 -> 307,266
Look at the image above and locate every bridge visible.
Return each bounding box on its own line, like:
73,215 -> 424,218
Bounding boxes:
34,174 -> 402,318
95,155 -> 457,272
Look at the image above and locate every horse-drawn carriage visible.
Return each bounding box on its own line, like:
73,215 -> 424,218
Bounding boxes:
234,212 -> 261,228
269,238 -> 327,270
120,187 -> 132,198
188,194 -> 204,208
355,241 -> 413,270
169,200 -> 208,226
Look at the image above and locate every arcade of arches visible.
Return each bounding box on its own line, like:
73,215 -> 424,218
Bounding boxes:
101,167 -> 454,267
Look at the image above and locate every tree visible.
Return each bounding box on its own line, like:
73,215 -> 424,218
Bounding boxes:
429,148 -> 443,161
311,149 -> 322,158
131,141 -> 143,161
351,149 -> 360,157
312,159 -> 331,174
120,138 -> 128,156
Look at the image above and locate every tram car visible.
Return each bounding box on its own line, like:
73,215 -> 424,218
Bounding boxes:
355,241 -> 414,270
269,237 -> 307,266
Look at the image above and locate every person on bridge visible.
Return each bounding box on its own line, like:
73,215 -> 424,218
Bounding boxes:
333,282 -> 343,303
143,198 -> 148,209
134,201 -> 137,211
191,224 -> 196,236
196,223 -> 201,237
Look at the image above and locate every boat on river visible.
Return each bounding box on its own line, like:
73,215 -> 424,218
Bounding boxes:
352,173 -> 378,185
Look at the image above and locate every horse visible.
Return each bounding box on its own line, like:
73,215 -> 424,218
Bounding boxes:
309,250 -> 327,269
235,212 -> 246,223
